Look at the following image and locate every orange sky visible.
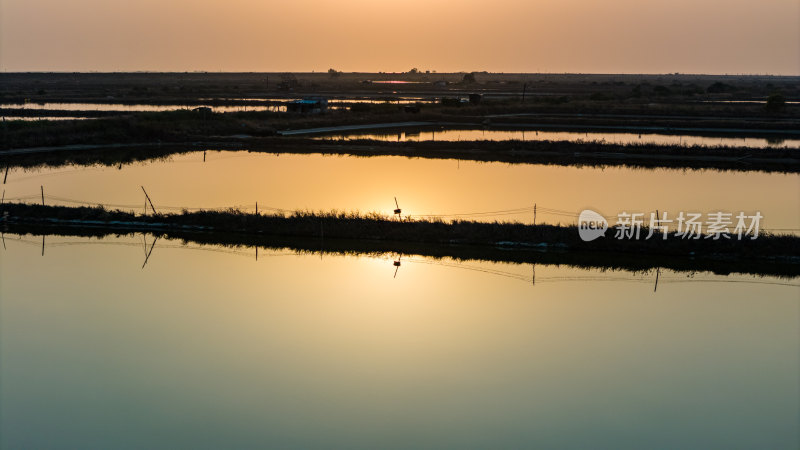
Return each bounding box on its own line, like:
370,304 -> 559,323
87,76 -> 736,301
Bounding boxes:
1,0 -> 798,74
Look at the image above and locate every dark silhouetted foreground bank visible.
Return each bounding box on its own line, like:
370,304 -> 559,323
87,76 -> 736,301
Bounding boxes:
1,203 -> 797,277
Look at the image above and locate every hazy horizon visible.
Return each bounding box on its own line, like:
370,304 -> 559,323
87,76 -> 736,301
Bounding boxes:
2,71 -> 800,76
2,0 -> 799,75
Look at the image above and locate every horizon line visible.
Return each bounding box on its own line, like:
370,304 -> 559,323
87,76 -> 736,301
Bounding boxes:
1,70 -> 799,77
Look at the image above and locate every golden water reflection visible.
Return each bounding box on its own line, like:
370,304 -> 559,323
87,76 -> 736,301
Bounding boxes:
1,102 -> 285,113
318,128 -> 800,149
4,152 -> 798,233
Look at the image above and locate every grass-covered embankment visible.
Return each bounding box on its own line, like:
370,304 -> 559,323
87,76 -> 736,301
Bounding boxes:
2,136 -> 797,173
0,110 -> 282,149
2,203 -> 798,277
300,138 -> 800,173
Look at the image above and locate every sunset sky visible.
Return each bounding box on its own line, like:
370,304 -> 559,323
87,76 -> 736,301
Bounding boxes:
1,0 -> 798,74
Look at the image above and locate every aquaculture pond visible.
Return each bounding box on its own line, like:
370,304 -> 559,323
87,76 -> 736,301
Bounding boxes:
0,96 -> 434,120
3,151 -> 799,234
0,234 -> 797,449
1,102 -> 286,114
316,128 -> 800,149
0,116 -> 94,121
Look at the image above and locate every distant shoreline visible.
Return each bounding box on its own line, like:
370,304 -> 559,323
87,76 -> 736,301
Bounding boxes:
2,72 -> 798,175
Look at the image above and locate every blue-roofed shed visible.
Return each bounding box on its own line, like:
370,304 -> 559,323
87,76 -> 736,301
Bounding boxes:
287,97 -> 328,114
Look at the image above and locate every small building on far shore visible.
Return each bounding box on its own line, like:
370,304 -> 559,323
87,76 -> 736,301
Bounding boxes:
286,97 -> 328,114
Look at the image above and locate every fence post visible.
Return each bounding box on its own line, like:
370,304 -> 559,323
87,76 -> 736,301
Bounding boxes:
141,186 -> 157,215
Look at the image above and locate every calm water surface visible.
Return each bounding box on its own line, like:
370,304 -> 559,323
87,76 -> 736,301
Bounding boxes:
0,116 -> 94,121
1,102 -> 286,113
203,97 -> 434,104
4,151 -> 799,233
1,234 -> 798,449
318,128 -> 800,149
0,98 -> 431,117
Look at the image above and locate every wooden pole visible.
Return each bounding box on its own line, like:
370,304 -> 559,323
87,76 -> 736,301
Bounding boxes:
654,268 -> 660,292
3,165 -> 8,184
41,235 -> 45,256
534,203 -> 537,226
141,186 -> 157,215
142,236 -> 158,269
394,197 -> 402,221
41,186 -> 44,206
